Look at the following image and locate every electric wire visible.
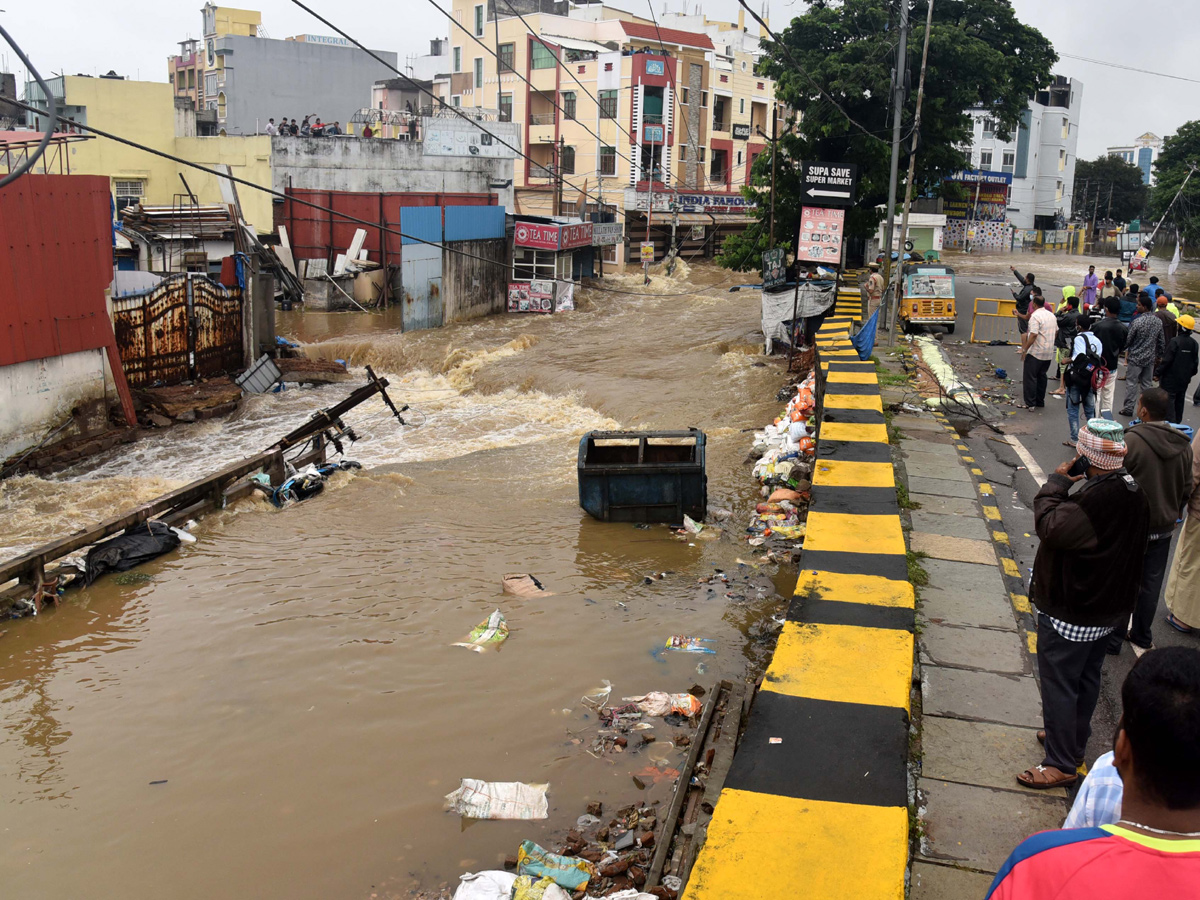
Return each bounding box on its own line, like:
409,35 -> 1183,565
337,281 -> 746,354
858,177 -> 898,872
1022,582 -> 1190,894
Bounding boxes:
0,24 -> 58,188
643,0 -> 705,192
1058,54 -> 1200,86
6,95 -> 753,298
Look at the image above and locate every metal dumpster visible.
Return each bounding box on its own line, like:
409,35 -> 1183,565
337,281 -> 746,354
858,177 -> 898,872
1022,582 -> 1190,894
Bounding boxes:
577,429 -> 707,523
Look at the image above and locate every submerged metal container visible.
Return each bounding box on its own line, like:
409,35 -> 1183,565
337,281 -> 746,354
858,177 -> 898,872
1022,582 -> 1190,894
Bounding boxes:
577,429 -> 707,523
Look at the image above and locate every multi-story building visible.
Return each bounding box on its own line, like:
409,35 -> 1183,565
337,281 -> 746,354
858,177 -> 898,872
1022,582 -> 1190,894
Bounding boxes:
443,0 -> 776,261
950,75 -> 1083,245
1108,132 -> 1163,185
168,5 -> 261,113
167,4 -> 397,135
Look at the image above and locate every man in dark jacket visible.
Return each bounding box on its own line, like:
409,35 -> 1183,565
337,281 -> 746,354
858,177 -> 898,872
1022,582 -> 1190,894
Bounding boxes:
1108,388 -> 1194,657
1091,298 -> 1128,419
1018,419 -> 1149,790
1010,268 -> 1034,334
1157,314 -> 1199,421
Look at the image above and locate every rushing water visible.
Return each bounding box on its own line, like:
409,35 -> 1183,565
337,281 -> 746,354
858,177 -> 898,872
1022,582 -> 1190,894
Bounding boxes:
0,261 -> 791,898
940,248 -> 1200,299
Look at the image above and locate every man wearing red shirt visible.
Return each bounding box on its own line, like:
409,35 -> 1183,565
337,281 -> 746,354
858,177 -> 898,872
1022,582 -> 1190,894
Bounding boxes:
988,647 -> 1200,899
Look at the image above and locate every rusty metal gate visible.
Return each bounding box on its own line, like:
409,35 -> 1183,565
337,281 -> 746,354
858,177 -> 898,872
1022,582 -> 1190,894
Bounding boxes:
113,274 -> 243,387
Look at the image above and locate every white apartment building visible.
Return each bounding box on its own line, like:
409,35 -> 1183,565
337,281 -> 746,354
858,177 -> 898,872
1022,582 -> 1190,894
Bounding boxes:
961,75 -> 1083,233
1107,132 -> 1163,185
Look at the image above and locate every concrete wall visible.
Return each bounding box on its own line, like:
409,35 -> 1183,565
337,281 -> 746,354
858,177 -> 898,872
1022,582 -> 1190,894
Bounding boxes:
443,238 -> 510,322
175,134 -> 274,231
270,136 -> 515,208
0,350 -> 107,460
217,35 -> 398,135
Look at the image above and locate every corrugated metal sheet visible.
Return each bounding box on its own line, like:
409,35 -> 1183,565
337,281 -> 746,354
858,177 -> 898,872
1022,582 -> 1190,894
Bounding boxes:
400,206 -> 443,246
444,205 -> 506,242
0,174 -> 116,367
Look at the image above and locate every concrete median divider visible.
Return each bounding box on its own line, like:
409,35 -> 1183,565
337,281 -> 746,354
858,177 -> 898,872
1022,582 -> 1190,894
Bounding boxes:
687,315 -> 913,900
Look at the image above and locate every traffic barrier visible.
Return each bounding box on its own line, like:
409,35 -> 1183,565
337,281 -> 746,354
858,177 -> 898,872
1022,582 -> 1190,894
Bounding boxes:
688,315 -> 912,900
970,297 -> 1020,344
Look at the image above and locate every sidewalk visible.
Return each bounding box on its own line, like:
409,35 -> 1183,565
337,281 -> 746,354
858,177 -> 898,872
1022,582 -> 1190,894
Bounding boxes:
886,371 -> 1070,897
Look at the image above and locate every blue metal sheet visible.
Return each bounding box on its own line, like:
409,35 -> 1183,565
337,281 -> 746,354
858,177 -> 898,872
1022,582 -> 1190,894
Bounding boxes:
400,206 -> 443,246
444,205 -> 506,242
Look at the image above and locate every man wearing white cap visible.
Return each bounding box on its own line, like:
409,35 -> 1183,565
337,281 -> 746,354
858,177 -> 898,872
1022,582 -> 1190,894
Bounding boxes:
1018,419 -> 1150,790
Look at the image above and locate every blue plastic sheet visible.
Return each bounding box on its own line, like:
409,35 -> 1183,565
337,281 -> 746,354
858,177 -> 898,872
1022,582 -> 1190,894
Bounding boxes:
850,308 -> 880,360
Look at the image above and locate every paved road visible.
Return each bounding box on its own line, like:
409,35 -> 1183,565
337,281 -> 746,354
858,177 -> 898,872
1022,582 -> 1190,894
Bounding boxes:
903,272 -> 1200,766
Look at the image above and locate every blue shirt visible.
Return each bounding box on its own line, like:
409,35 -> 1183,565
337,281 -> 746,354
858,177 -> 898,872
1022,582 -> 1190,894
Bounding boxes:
1146,284 -> 1165,300
1063,751 -> 1122,828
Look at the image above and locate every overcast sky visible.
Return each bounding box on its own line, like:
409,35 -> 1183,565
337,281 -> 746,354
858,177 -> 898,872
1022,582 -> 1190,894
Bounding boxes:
2,0 -> 1196,159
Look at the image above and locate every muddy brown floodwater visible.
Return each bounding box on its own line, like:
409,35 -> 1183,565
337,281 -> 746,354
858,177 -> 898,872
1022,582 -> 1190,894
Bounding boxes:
0,261 -> 791,899
940,248 -> 1200,299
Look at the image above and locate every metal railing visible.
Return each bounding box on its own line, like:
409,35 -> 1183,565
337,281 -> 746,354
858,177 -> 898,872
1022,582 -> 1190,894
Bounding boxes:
529,112 -> 556,125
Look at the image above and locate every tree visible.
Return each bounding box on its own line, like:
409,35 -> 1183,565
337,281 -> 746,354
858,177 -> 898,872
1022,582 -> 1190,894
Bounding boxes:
718,0 -> 1056,271
1148,121 -> 1200,246
1072,155 -> 1147,225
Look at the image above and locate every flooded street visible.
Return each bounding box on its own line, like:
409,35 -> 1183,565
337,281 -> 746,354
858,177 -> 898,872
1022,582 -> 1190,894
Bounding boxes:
940,248 -> 1200,298
0,262 -> 789,898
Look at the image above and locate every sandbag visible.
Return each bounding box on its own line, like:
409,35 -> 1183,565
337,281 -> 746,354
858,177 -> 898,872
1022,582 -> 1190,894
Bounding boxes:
451,871 -> 517,900
84,521 -> 181,586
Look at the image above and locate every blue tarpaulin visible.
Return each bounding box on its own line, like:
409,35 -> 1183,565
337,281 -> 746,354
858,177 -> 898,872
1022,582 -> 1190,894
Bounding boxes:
850,308 -> 880,360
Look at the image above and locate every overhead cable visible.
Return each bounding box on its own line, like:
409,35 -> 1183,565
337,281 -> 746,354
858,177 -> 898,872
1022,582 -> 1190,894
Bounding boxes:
0,24 -> 58,188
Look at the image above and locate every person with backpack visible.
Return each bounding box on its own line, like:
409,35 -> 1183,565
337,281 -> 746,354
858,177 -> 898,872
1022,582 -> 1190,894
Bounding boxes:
1051,294 -> 1083,398
1158,314 -> 1199,423
1063,322 -> 1104,443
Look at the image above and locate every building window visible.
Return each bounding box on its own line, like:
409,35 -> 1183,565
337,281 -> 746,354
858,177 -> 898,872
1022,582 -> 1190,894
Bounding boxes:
531,42 -> 556,69
1059,148 -> 1066,171
1062,116 -> 1069,139
217,91 -> 226,119
499,93 -> 512,122
474,57 -> 483,89
1056,180 -> 1063,201
604,61 -> 613,72
712,97 -> 727,131
205,72 -> 217,96
756,81 -> 764,90
739,98 -> 744,114
736,150 -> 743,166
679,144 -> 687,161
701,91 -> 708,108
562,91 -> 576,120
474,4 -> 484,37
177,70 -> 186,89
600,145 -> 616,175
498,42 -> 515,73
1002,150 -> 1015,173
698,146 -> 706,162
680,87 -> 688,105
114,179 -> 145,211
453,47 -> 462,72
514,247 -> 556,281
710,148 -> 727,183
188,69 -> 195,89
979,150 -> 993,169
982,117 -> 996,138
453,96 -> 461,107
599,89 -> 617,119
719,74 -> 728,83
560,146 -> 575,175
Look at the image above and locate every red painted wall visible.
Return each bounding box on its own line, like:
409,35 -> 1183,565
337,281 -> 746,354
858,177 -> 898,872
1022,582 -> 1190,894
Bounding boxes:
0,175 -> 115,367
282,189 -> 498,263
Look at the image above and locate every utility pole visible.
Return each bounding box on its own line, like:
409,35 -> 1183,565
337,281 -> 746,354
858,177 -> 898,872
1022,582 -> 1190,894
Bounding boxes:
556,136 -> 565,217
887,0 -> 935,345
769,104 -> 778,249
1092,183 -> 1101,241
1106,183 -> 1114,224
880,0 -> 910,329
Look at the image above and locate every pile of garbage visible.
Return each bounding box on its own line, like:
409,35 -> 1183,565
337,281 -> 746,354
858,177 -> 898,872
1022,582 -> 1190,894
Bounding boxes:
746,368 -> 816,552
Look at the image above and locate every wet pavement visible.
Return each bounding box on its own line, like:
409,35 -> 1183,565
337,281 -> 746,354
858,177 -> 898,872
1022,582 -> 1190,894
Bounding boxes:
0,262 -> 793,898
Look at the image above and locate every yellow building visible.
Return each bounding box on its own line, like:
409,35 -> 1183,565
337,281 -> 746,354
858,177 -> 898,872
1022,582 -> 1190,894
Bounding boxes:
22,74 -> 273,232
444,0 -> 775,261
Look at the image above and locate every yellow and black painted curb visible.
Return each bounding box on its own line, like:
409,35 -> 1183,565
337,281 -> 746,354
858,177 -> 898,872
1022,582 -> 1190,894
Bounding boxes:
688,315 -> 912,900
900,349 -> 1039,654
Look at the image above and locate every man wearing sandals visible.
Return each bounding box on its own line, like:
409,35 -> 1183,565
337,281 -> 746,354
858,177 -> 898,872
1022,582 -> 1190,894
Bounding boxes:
1018,420 -> 1149,790
990,648 -> 1200,898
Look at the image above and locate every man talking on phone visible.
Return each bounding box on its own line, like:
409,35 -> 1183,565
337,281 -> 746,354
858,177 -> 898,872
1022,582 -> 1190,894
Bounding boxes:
1017,419 -> 1150,790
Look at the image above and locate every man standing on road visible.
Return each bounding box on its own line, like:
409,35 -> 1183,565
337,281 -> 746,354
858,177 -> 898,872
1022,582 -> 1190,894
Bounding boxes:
1154,296 -> 1179,347
1019,295 -> 1058,409
1081,265 -> 1099,309
1093,298 -> 1128,419
1109,388 -> 1193,657
1146,276 -> 1165,301
1113,268 -> 1127,294
1098,271 -> 1120,304
1121,294 -> 1166,417
993,648 -> 1200,898
1011,268 -> 1035,335
1063,323 -> 1103,442
865,263 -> 884,315
1165,430 -> 1200,634
1017,420 -> 1149,790
1159,314 -> 1199,422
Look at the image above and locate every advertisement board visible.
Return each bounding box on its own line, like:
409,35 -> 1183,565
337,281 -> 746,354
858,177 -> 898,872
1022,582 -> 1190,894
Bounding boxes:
762,248 -> 786,291
905,269 -> 955,299
422,120 -> 520,159
942,170 -> 1012,222
559,222 -> 594,250
641,241 -> 655,263
643,124 -> 665,143
508,280 -> 555,313
796,206 -> 845,264
514,222 -> 562,250
591,222 -> 624,246
732,124 -> 751,140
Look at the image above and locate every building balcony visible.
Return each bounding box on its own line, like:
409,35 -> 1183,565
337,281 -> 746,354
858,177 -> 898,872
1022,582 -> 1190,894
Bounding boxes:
712,120 -> 729,133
